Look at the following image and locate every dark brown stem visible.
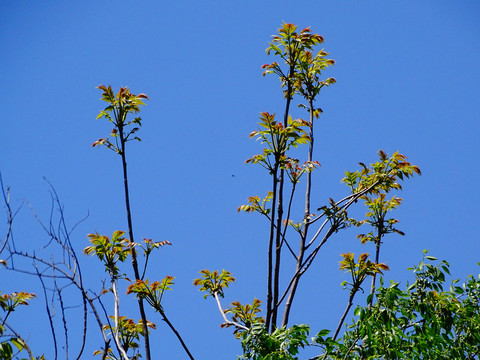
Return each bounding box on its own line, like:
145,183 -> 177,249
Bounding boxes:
332,289 -> 357,341
55,282 -> 69,359
118,126 -> 151,360
272,166 -> 284,331
265,163 -> 278,331
271,67 -> 295,331
154,305 -> 196,360
101,340 -> 111,360
369,221 -> 383,308
0,174 -> 15,255
281,96 -> 315,327
35,263 -> 58,360
280,182 -> 298,259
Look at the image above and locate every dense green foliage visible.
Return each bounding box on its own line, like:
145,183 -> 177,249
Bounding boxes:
316,253 -> 480,359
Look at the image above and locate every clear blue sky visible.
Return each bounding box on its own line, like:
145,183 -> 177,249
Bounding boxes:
1,2 -> 479,359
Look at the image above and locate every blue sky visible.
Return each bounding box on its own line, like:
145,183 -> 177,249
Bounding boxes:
1,1 -> 480,359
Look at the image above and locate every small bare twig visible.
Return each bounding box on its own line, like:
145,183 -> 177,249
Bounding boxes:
0,173 -> 22,255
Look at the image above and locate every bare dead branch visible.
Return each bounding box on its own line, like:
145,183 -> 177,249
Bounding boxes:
3,183 -> 111,360
35,262 -> 58,360
55,278 -> 69,359
0,173 -> 22,255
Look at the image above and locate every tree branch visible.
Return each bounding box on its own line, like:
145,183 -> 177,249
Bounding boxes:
214,292 -> 248,332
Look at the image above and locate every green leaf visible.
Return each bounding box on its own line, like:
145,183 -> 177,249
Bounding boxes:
10,337 -> 25,351
0,342 -> 13,359
316,329 -> 330,337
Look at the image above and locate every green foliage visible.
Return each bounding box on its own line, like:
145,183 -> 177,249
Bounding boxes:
246,112 -> 311,173
0,292 -> 36,314
127,276 -> 175,313
193,269 -> 235,299
84,231 -> 133,278
314,253 -> 480,359
0,339 -> 29,360
341,150 -> 421,251
225,299 -> 265,338
92,85 -> 149,154
342,150 -> 421,195
295,46 -> 336,104
262,22 -> 328,100
94,316 -> 156,360
355,194 -> 404,244
237,192 -> 273,216
339,252 -> 389,293
240,323 -> 310,360
0,292 -> 38,360
140,238 -> 171,258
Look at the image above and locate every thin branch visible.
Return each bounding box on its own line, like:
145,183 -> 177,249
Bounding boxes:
111,276 -> 129,360
271,64 -> 295,331
118,122 -> 151,360
55,278 -> 69,360
0,173 -> 22,255
280,181 -> 298,261
306,182 -> 380,251
157,308 -> 196,360
35,263 -> 58,360
276,225 -> 336,310
332,289 -> 357,341
5,189 -> 109,359
101,339 -> 111,360
76,283 -> 88,360
307,182 -> 380,227
265,165 -> 278,331
93,289 -> 118,353
140,251 -> 149,280
368,239 -> 382,309
280,96 -> 315,327
213,292 -> 248,332
0,316 -> 36,360
300,226 -> 336,276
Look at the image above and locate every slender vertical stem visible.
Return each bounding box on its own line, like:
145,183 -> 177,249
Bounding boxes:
35,265 -> 58,360
111,276 -> 130,360
271,72 -> 294,331
319,288 -> 359,360
265,164 -> 278,331
0,174 -> 13,254
369,222 -> 383,308
118,126 -> 151,360
101,340 -> 111,360
272,167 -> 284,330
158,311 -> 196,360
332,290 -> 356,341
280,182 -> 297,253
304,97 -> 315,220
282,96 -> 315,327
